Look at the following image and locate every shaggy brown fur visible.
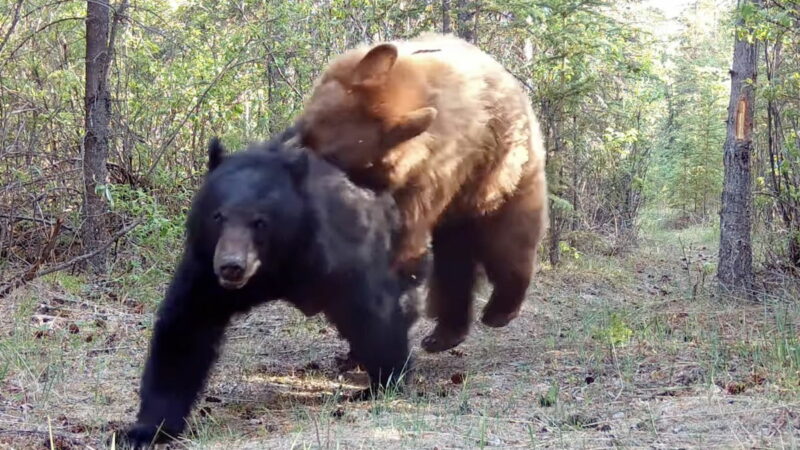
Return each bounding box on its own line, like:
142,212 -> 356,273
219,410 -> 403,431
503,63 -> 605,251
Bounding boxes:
298,33 -> 548,353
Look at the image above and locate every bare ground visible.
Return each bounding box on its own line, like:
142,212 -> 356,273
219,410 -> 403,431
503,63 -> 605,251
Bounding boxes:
1,225 -> 799,449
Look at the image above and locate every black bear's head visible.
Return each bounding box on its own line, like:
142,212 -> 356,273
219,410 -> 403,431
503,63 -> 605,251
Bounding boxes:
189,138 -> 311,290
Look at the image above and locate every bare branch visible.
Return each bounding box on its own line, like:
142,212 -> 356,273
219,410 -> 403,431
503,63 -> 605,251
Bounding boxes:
0,220 -> 141,299
143,50 -> 259,179
0,0 -> 24,55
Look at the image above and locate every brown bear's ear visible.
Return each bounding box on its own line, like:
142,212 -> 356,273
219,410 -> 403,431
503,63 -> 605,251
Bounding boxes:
383,107 -> 438,148
208,137 -> 226,172
353,43 -> 398,89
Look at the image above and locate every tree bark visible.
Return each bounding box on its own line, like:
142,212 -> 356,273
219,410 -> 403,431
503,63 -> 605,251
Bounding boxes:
442,0 -> 451,34
718,0 -> 759,296
456,0 -> 476,43
82,0 -> 113,273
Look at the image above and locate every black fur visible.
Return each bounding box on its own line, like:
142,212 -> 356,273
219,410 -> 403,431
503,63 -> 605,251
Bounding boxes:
119,130 -> 427,448
206,137 -> 225,171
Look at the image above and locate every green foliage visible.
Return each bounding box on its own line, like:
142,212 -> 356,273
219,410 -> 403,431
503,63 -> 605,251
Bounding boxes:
594,312 -> 633,347
40,273 -> 85,297
648,0 -> 730,222
107,184 -> 189,304
558,241 -> 582,260
1,0 -> 799,281
537,382 -> 559,407
745,0 -> 800,268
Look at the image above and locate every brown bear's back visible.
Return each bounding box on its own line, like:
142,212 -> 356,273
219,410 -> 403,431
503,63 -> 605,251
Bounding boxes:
381,34 -> 547,218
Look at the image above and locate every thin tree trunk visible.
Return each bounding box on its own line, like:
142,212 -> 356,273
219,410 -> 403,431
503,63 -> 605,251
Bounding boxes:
82,0 -> 113,273
542,101 -> 563,266
763,42 -> 800,268
456,0 -> 476,43
442,0 -> 451,34
570,115 -> 580,231
267,58 -> 276,135
718,0 -> 759,296
0,0 -> 24,55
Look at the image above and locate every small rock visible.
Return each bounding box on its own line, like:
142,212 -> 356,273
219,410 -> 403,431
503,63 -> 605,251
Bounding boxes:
450,373 -> 465,384
612,412 -> 625,420
726,382 -> 746,395
674,366 -> 705,386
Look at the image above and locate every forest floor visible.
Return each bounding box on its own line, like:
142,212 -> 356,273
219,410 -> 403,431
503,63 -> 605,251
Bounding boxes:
1,220 -> 800,449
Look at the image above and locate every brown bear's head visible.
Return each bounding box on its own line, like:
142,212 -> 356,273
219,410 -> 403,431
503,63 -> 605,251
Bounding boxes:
298,43 -> 437,187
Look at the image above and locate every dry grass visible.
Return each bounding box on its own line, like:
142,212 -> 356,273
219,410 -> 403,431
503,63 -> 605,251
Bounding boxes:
1,224 -> 799,449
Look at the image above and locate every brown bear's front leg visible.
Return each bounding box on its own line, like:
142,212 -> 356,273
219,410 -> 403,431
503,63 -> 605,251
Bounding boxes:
389,183 -> 453,279
420,222 -> 478,353
391,225 -> 432,279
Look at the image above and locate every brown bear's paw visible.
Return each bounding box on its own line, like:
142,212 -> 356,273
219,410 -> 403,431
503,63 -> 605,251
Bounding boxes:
421,327 -> 467,353
480,308 -> 521,328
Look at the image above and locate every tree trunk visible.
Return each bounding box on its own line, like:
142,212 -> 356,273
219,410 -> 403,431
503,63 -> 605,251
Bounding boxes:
718,0 -> 759,297
267,57 -> 277,135
570,115 -> 580,231
442,0 -> 451,34
82,0 -> 113,273
456,0 -> 476,43
541,100 -> 564,266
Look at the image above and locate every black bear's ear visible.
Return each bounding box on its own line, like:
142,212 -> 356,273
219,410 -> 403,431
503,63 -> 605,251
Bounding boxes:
208,137 -> 226,172
285,150 -> 309,183
279,121 -> 302,146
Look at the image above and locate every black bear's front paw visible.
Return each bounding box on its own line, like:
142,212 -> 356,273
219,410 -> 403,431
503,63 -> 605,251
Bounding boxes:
113,423 -> 175,449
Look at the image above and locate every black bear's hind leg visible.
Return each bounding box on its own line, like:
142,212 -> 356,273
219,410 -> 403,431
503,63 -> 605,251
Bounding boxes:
323,279 -> 412,399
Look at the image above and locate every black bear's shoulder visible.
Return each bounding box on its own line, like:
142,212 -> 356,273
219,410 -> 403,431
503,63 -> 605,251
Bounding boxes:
304,156 -> 400,271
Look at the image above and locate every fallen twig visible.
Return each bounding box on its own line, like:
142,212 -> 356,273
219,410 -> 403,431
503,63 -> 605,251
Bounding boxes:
0,219 -> 141,299
22,218 -> 63,281
0,214 -> 75,232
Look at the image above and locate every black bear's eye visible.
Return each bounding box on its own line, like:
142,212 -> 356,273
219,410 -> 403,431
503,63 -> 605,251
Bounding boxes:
213,211 -> 224,223
253,218 -> 268,229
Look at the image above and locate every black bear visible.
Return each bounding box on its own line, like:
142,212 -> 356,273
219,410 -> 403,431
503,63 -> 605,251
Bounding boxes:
119,130 -> 426,447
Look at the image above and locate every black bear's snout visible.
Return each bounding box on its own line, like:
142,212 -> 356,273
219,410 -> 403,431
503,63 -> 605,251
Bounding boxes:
213,225 -> 261,290
219,262 -> 245,281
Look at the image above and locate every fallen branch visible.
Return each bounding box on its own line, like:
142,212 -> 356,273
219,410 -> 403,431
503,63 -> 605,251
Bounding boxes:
0,213 -> 75,232
22,218 -> 63,282
0,219 -> 141,299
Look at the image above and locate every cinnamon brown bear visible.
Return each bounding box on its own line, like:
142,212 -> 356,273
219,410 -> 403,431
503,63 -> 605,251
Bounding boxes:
298,33 -> 549,353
